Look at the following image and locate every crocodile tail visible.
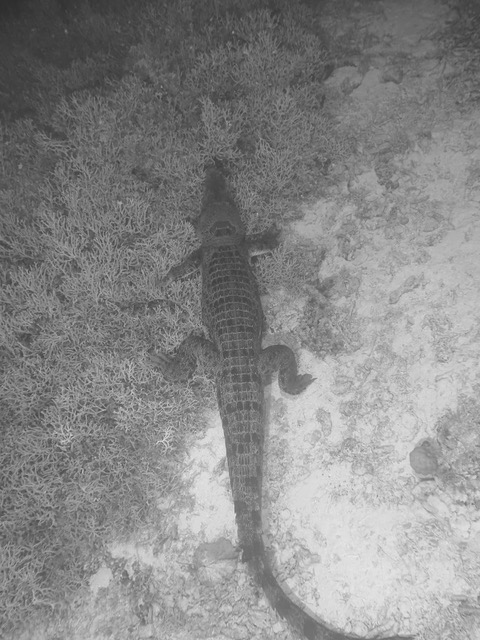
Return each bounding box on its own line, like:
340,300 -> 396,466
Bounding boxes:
251,536 -> 413,640
251,541 -> 354,640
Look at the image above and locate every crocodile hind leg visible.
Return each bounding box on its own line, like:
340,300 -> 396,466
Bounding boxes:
246,226 -> 281,259
258,345 -> 315,395
149,334 -> 220,382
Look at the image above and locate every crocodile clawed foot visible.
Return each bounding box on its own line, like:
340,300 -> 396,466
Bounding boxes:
290,374 -> 316,395
147,348 -> 172,371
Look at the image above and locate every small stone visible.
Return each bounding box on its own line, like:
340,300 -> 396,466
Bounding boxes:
324,66 -> 363,92
352,460 -> 374,476
469,532 -> 480,552
382,66 -> 404,84
193,538 -> 237,567
193,538 -> 238,585
454,515 -> 471,537
409,441 -> 439,475
421,216 -> 440,232
424,494 -> 450,517
137,624 -> 154,639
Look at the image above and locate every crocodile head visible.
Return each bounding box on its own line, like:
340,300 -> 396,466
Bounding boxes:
194,202 -> 246,246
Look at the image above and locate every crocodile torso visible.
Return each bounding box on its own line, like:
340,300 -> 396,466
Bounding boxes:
152,168 -> 413,640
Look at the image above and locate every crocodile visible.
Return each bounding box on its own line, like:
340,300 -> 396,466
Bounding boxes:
151,167 -> 413,640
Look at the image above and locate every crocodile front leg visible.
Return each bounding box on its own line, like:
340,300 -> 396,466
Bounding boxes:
246,226 -> 281,259
149,334 -> 220,382
258,345 -> 315,395
162,248 -> 202,285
